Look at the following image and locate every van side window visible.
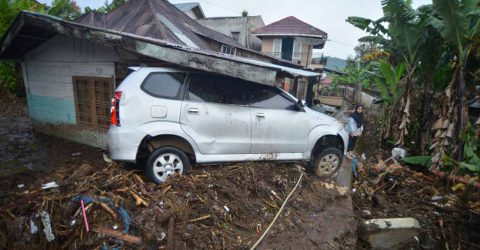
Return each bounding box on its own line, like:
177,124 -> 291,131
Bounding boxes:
187,74 -> 247,105
247,83 -> 294,109
141,72 -> 186,99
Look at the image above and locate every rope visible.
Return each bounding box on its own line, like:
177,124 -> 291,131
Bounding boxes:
250,171 -> 304,250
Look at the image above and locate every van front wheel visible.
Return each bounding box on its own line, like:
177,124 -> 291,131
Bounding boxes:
146,147 -> 191,184
311,147 -> 343,178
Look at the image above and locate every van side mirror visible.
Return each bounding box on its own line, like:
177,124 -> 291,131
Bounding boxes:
296,99 -> 305,112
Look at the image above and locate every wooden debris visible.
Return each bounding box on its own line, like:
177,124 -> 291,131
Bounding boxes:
167,217 -> 175,250
98,202 -> 117,219
181,215 -> 211,224
133,174 -> 148,194
129,191 -> 149,207
92,226 -> 143,245
162,185 -> 172,194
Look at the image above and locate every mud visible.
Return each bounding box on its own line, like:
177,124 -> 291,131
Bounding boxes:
0,95 -> 105,179
0,94 -> 356,249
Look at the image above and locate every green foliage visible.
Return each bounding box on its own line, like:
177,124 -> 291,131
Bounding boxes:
0,0 -> 45,35
48,0 -> 81,20
332,60 -> 374,88
430,0 -> 480,63
0,62 -> 16,91
374,60 -> 405,105
460,125 -> 480,172
0,0 -> 46,92
97,0 -> 127,13
402,155 -> 432,167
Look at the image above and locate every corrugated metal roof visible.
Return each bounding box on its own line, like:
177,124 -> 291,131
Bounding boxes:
253,16 -> 327,39
74,0 -> 242,50
174,2 -> 199,11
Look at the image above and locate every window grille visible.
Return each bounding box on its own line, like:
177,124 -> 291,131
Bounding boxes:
73,76 -> 113,130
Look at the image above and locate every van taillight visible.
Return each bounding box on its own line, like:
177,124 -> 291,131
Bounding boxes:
110,91 -> 122,126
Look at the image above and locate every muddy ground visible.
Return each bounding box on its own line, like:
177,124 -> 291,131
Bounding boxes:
352,115 -> 480,249
0,94 -> 356,249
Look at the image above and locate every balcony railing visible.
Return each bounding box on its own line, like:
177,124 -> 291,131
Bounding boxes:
262,51 -> 324,66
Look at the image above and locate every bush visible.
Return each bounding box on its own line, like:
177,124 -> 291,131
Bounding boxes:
0,62 -> 16,92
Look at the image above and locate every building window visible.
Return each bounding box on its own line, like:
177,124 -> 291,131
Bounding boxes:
293,39 -> 302,61
221,45 -> 237,55
273,38 -> 282,58
73,76 -> 113,130
231,32 -> 240,41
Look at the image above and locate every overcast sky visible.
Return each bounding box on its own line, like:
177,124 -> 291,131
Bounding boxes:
40,0 -> 432,59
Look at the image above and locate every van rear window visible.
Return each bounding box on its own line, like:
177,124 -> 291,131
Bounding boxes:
141,72 -> 186,99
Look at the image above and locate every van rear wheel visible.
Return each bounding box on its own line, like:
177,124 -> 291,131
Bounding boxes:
312,147 -> 343,178
146,147 -> 191,184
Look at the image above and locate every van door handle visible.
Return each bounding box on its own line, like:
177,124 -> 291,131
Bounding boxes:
188,108 -> 199,114
256,113 -> 265,118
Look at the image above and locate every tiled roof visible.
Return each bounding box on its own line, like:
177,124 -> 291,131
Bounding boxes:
253,16 -> 327,38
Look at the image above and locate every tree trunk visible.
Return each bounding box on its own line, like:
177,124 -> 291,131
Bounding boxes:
456,66 -> 466,162
355,83 -> 362,104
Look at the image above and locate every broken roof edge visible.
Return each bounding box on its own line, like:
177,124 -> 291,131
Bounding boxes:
0,11 -> 319,82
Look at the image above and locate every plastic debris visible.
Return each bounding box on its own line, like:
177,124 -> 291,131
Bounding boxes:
352,157 -> 358,177
29,219 -> 38,234
41,181 -> 59,190
112,225 -> 118,230
361,153 -> 366,160
362,209 -> 372,216
224,206 -> 230,212
81,200 -> 90,232
431,195 -> 443,202
73,195 -> 131,233
17,184 -> 25,189
159,232 -> 166,241
71,152 -> 82,157
40,211 -> 55,242
103,152 -> 112,163
392,147 -> 406,159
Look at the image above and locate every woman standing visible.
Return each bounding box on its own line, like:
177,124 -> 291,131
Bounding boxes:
346,105 -> 364,159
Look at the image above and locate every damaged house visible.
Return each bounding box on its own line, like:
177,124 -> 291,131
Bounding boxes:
0,0 -> 318,149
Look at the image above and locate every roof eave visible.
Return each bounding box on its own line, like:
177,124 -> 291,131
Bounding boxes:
253,33 -> 327,39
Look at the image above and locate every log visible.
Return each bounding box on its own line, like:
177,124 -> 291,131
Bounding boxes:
92,226 -> 143,245
167,217 -> 175,250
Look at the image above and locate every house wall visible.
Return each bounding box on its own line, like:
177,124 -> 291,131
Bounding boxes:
300,44 -> 312,67
22,35 -> 120,148
261,38 -> 274,54
260,37 -> 313,66
198,16 -> 264,51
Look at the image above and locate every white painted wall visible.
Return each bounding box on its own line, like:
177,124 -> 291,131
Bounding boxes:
22,35 -> 121,148
24,35 -> 118,99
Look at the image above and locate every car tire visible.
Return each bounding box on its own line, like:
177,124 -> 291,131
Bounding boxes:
311,147 -> 343,178
146,147 -> 191,184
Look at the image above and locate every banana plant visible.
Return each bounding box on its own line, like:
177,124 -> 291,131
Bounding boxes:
428,0 -> 480,161
374,60 -> 406,105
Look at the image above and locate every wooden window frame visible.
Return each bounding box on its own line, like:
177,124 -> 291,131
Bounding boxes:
221,45 -> 237,55
72,76 -> 113,131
